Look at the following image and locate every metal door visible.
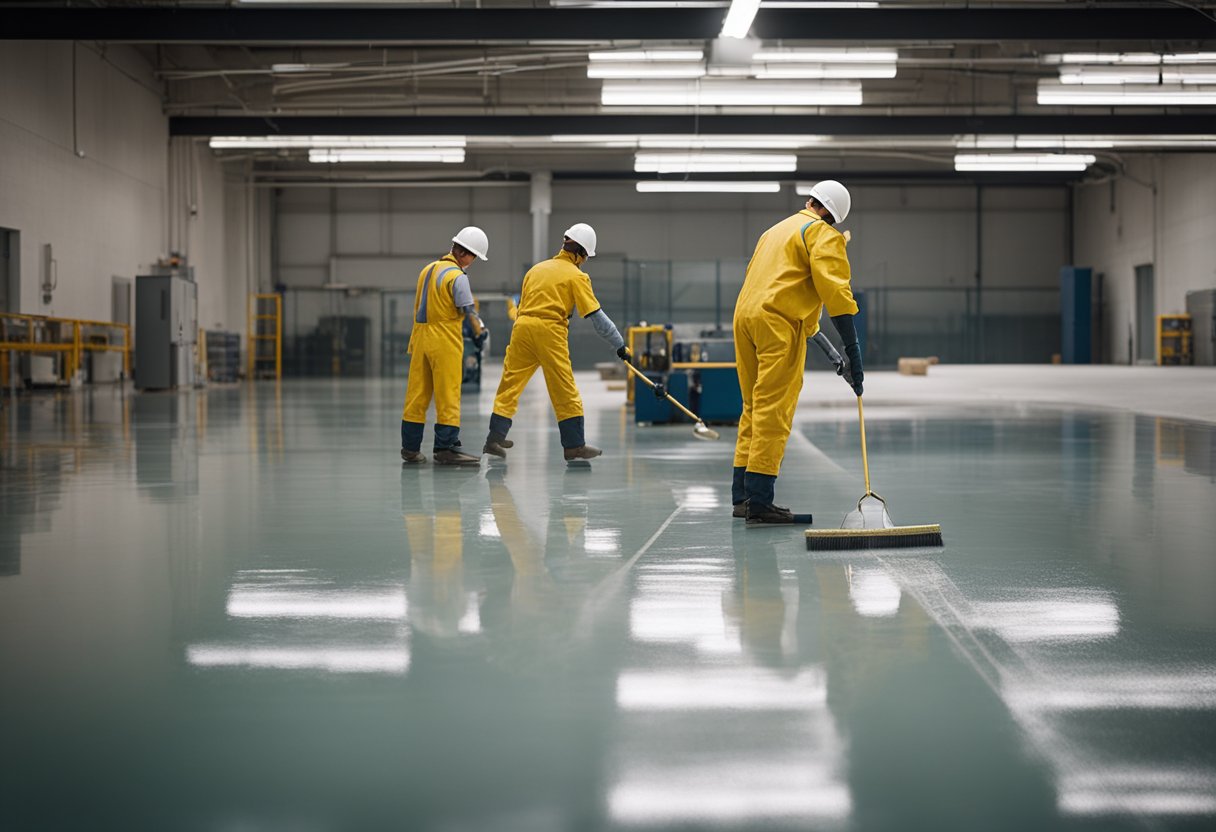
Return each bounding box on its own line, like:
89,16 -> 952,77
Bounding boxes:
1135,264 -> 1155,363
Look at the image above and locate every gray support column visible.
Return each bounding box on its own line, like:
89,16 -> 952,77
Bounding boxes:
530,171 -> 552,265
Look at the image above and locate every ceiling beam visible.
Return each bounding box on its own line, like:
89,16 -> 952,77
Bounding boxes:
172,114 -> 1216,137
5,8 -> 1214,43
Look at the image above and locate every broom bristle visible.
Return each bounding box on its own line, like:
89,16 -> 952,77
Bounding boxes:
805,524 -> 942,551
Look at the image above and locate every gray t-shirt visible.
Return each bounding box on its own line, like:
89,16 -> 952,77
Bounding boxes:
451,273 -> 474,310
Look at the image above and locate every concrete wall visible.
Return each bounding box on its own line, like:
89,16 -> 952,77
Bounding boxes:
1074,155 -> 1216,364
273,181 -> 1068,369
0,42 -> 248,337
275,181 -> 1067,293
0,42 -> 166,320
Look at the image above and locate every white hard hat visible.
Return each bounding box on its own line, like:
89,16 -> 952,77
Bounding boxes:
452,226 -> 489,261
563,222 -> 597,258
808,180 -> 851,224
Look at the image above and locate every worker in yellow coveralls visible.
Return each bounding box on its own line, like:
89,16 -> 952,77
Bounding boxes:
400,226 -> 489,466
481,223 -> 631,463
733,181 -> 865,525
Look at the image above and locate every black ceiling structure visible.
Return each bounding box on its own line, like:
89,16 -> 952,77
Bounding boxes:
4,7 -> 1215,43
172,114 -> 1216,138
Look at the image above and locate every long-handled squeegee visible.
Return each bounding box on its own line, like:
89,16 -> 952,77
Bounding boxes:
623,362 -> 720,441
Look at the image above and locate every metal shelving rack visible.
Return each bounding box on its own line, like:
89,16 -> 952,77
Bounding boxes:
248,293 -> 282,380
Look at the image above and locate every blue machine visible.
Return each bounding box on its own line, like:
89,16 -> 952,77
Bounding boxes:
632,327 -> 742,426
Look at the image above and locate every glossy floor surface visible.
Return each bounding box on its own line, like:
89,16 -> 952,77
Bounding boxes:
2,370 -> 1215,831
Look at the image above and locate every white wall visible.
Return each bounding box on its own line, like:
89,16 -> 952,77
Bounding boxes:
0,42 -> 166,320
273,180 -> 1068,368
0,42 -> 248,335
1074,155 -> 1216,364
275,181 -> 1067,292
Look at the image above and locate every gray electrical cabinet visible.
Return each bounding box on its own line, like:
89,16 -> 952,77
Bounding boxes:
135,273 -> 197,390
1187,289 -> 1216,366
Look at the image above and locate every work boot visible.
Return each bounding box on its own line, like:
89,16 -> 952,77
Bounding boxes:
746,503 -> 810,526
433,448 -> 481,466
732,501 -> 748,519
483,432 -> 514,459
563,444 -> 603,462
401,449 -> 427,465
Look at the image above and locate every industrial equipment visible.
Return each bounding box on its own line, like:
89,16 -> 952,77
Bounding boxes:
135,271 -> 198,390
1157,314 -> 1193,365
205,330 -> 241,383
626,324 -> 742,427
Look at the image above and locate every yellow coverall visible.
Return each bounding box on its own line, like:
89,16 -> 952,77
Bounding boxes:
488,249 -> 604,447
401,254 -> 472,452
734,210 -> 858,480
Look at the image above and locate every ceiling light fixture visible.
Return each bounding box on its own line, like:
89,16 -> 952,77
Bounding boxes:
588,62 -> 707,79
753,63 -> 896,79
953,153 -> 1096,172
720,0 -> 762,39
1037,81 -> 1216,105
601,79 -> 862,106
589,50 -> 705,62
309,149 -> 466,163
752,48 -> 898,63
639,135 -> 824,149
637,181 -> 782,193
635,152 -> 797,172
210,136 -> 466,150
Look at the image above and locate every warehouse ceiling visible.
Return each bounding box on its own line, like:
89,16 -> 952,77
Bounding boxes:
6,0 -> 1216,185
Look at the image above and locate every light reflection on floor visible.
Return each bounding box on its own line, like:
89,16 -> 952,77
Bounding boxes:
1,374 -> 1214,831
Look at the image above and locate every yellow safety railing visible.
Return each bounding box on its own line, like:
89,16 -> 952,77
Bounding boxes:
0,313 -> 131,386
247,293 -> 282,380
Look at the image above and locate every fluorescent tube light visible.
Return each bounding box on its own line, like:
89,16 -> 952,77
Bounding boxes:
1047,53 -> 1164,65
752,48 -> 897,63
602,79 -> 862,106
635,152 -> 797,172
953,153 -> 1096,172
1163,52 -> 1216,64
589,50 -> 705,62
1058,67 -> 1162,85
1038,81 -> 1216,105
210,136 -> 465,149
753,64 -> 896,79
309,149 -> 466,163
637,181 -> 782,193
957,134 -> 1216,150
720,0 -> 762,39
588,62 -> 706,79
639,135 -> 824,149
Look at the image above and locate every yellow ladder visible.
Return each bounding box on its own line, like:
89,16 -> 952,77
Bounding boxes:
247,294 -> 282,380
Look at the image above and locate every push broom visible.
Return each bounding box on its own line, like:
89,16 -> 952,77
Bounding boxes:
805,396 -> 942,551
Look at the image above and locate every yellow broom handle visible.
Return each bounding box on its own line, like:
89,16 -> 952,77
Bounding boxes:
623,361 -> 704,424
858,395 -> 872,496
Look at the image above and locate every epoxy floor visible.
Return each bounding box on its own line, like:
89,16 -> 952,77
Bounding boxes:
2,370 -> 1215,831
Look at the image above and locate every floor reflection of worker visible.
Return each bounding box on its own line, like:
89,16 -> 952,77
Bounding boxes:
483,470 -> 565,649
402,469 -> 472,638
482,223 -> 632,463
732,181 -> 864,524
723,532 -> 795,670
809,561 -> 1059,831
400,226 -> 490,467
